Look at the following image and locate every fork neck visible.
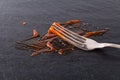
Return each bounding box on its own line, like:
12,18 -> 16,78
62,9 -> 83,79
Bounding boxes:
100,43 -> 120,48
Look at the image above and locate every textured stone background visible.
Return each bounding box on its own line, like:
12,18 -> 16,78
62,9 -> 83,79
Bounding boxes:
0,0 -> 120,80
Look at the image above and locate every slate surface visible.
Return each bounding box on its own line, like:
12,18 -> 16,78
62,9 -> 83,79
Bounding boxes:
0,0 -> 120,80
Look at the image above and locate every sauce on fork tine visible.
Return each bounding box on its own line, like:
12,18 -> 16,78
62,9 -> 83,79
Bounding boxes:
49,22 -> 87,50
51,22 -> 86,43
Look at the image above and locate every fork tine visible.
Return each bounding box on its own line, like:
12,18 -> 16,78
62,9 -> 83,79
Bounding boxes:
54,22 -> 86,40
50,25 -> 84,48
49,22 -> 86,48
52,22 -> 86,42
54,26 -> 84,44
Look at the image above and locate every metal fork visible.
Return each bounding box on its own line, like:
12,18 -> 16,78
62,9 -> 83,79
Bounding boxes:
49,22 -> 120,50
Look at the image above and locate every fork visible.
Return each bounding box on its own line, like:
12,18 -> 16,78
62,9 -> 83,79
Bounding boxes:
49,22 -> 120,50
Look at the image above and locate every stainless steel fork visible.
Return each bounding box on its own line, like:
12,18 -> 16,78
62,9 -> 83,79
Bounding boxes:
49,22 -> 120,50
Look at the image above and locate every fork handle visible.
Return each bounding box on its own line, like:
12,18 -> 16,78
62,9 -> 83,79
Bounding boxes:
102,43 -> 120,48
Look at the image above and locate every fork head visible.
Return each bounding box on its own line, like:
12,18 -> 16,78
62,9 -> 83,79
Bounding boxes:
49,22 -> 90,50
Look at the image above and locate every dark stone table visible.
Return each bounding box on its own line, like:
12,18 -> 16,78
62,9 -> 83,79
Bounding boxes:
0,0 -> 120,80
